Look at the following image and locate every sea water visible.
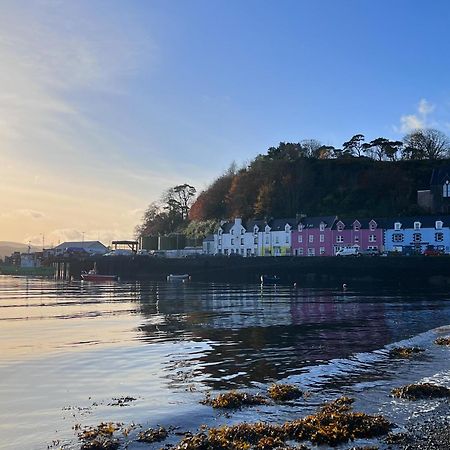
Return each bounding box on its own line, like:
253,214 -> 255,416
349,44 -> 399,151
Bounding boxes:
1,276 -> 450,449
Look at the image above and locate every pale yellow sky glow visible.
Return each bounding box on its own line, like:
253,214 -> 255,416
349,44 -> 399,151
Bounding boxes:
0,2 -> 205,246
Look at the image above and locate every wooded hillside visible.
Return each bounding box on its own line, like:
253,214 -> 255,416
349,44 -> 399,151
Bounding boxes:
189,155 -> 447,221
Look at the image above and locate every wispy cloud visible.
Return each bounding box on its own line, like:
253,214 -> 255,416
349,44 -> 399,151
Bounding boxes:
1,209 -> 45,219
395,98 -> 436,133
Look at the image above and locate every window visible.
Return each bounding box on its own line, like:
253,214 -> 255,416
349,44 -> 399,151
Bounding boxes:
224,249 -> 229,255
392,233 -> 404,242
436,221 -> 443,230
336,235 -> 344,243
275,236 -> 279,244
319,223 -> 325,231
369,234 -> 376,242
308,248 -> 315,256
443,181 -> 450,197
240,248 -> 244,255
368,245 -> 378,251
337,222 -> 344,231
265,237 -> 269,244
320,234 -> 324,243
253,226 -> 259,234
218,229 -> 222,235
319,247 -> 325,255
241,229 -> 244,235
254,237 -> 258,244
240,238 -> 244,245
309,235 -> 314,243
354,235 -> 359,243
353,222 -> 360,231
436,232 -> 444,242
394,222 -> 401,230
413,233 -> 421,242
298,224 -> 303,231
414,221 -> 421,230
231,238 -> 234,245
369,221 -> 377,231
285,235 -> 289,243
297,248 -> 304,256
246,249 -> 251,257
298,235 -> 303,243
231,229 -> 234,235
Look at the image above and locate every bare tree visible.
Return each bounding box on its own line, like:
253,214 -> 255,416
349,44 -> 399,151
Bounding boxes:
300,139 -> 323,158
403,128 -> 450,160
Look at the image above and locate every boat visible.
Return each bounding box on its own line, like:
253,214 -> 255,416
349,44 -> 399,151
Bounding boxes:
260,274 -> 280,285
167,274 -> 190,282
81,265 -> 118,282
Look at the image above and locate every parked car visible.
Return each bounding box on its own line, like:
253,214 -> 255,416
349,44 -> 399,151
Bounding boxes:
103,249 -> 134,257
358,249 -> 380,256
424,247 -> 444,256
335,246 -> 360,256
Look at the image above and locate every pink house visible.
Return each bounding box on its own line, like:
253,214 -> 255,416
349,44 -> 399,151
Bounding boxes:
291,216 -> 337,256
331,219 -> 384,255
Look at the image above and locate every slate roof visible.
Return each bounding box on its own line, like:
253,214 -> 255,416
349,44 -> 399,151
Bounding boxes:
300,215 -> 337,229
203,234 -> 214,242
268,217 -> 297,231
383,215 -> 450,229
332,217 -> 388,229
53,241 -> 108,250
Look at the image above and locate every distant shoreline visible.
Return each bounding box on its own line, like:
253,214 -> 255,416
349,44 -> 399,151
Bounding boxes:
0,265 -> 54,277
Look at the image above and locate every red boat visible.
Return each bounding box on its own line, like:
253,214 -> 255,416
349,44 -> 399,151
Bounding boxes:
81,265 -> 118,282
81,273 -> 118,282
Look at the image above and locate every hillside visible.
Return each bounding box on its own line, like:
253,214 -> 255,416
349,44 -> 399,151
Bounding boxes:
0,242 -> 39,259
189,157 -> 446,221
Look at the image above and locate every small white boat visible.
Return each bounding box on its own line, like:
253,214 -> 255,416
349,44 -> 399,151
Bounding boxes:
167,274 -> 190,282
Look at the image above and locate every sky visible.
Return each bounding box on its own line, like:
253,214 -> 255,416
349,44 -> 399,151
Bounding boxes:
1,0 -> 450,246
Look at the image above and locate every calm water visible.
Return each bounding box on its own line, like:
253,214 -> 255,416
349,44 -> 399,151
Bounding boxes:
1,275 -> 450,449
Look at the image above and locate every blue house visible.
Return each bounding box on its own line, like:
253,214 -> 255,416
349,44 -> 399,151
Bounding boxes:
384,216 -> 450,254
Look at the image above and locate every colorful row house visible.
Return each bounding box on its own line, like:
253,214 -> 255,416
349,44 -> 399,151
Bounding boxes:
291,216 -> 337,256
208,215 -> 450,257
384,216 -> 450,254
331,218 -> 384,255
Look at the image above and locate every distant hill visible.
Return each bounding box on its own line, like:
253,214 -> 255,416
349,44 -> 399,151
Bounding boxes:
0,242 -> 40,259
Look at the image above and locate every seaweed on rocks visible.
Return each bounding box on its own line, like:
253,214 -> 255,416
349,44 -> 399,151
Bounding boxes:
388,346 -> 424,358
137,426 -> 168,443
201,390 -> 268,409
267,384 -> 302,402
391,382 -> 450,400
434,336 -> 450,346
78,422 -> 121,450
173,397 -> 392,449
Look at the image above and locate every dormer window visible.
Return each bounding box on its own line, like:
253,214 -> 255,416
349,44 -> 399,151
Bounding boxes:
443,180 -> 450,197
285,224 -> 291,232
298,223 -> 304,232
369,220 -> 377,231
241,228 -> 244,235
394,222 -> 401,230
265,225 -> 270,233
253,226 -> 259,234
414,221 -> 421,230
319,223 -> 325,232
218,229 -> 223,236
231,229 -> 234,235
436,221 -> 443,230
353,221 -> 360,231
337,221 -> 344,232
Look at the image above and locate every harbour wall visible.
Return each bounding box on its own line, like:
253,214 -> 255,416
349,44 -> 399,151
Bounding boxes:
59,256 -> 450,288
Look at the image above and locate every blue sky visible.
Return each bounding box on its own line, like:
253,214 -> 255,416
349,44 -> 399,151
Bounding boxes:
1,0 -> 449,244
